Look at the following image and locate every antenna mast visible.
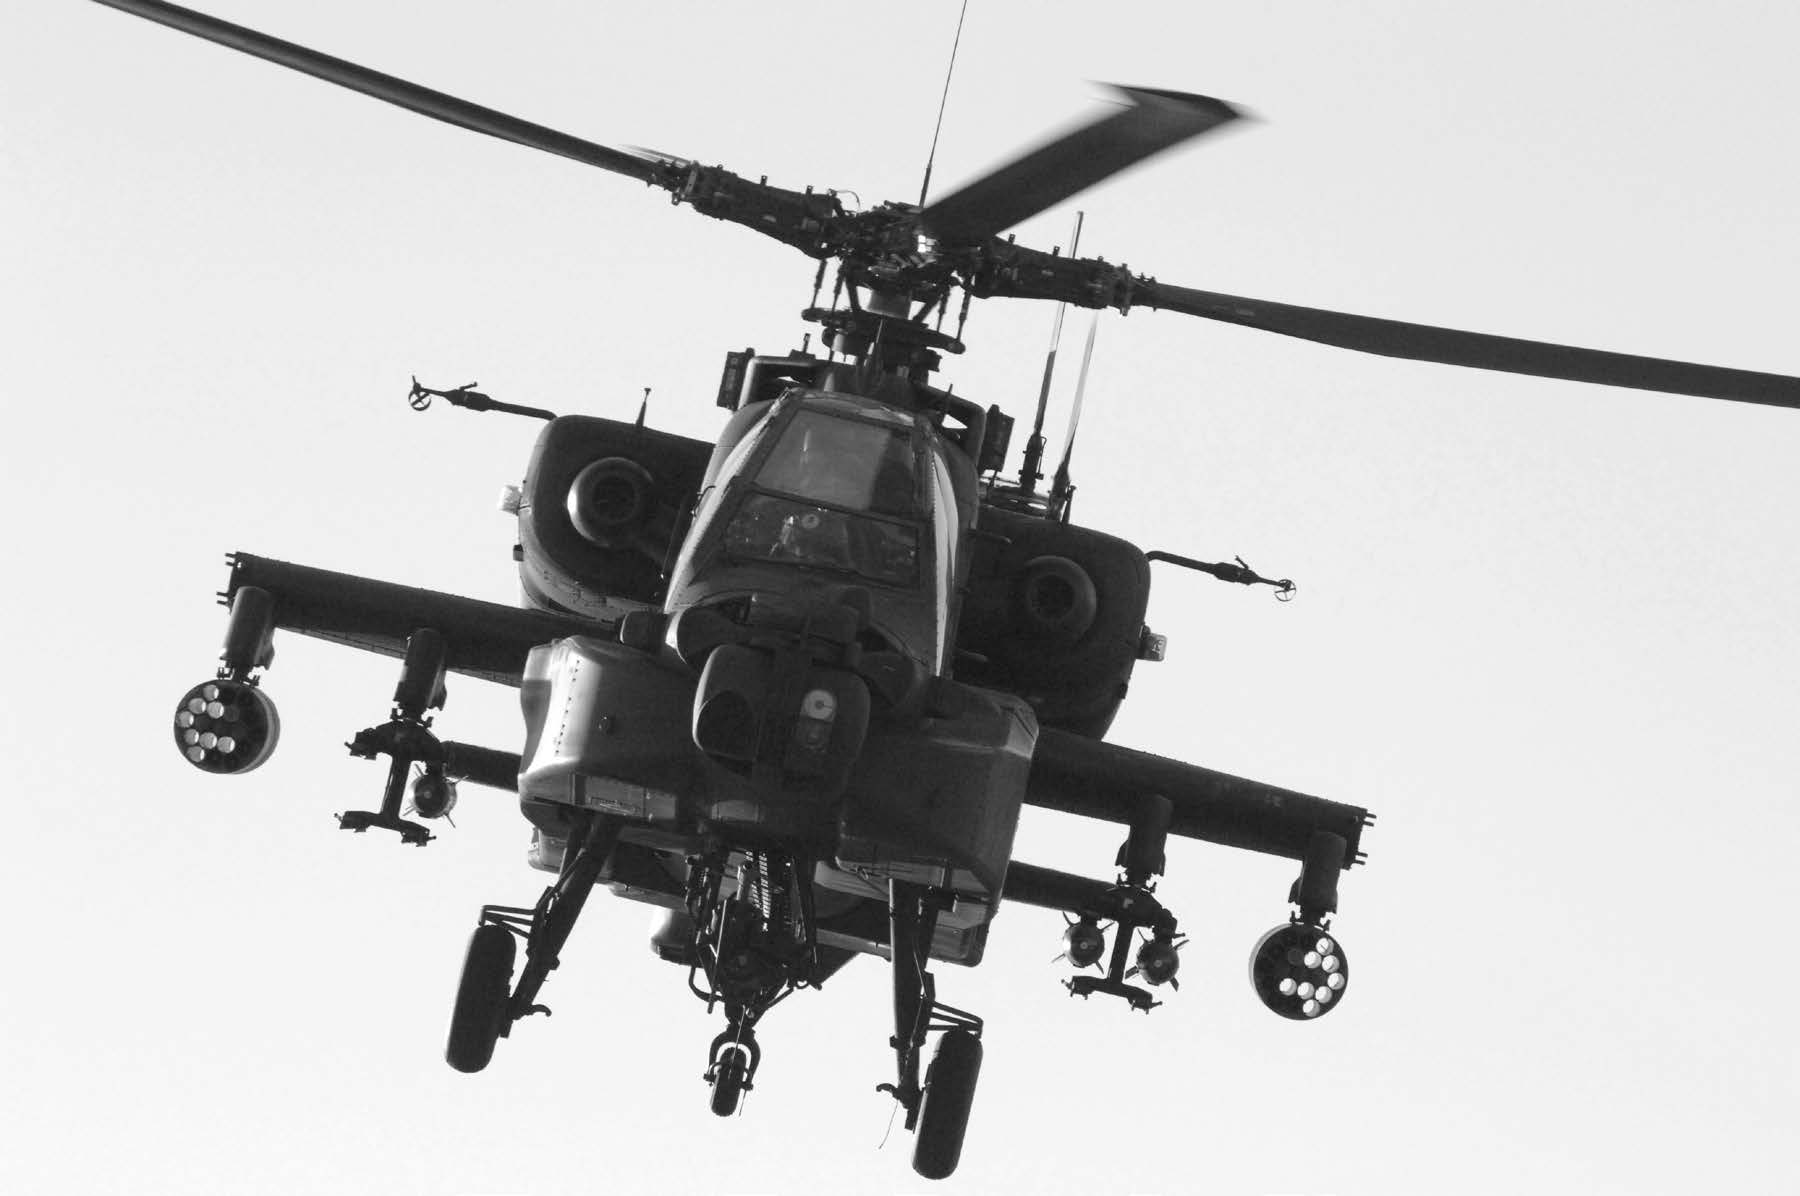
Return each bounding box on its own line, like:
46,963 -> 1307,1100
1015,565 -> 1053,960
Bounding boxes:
1048,310 -> 1101,521
1020,210 -> 1084,493
916,0 -> 972,207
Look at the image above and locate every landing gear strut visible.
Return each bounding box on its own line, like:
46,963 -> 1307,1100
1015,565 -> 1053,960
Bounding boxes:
880,880 -> 985,1181
445,814 -> 621,1071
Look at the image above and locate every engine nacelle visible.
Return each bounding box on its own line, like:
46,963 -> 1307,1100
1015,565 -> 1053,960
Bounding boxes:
954,508 -> 1151,738
514,415 -> 712,620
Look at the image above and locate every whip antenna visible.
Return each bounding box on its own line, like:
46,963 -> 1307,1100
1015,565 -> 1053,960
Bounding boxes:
917,0 -> 972,207
1021,210 -> 1084,492
1049,310 -> 1101,520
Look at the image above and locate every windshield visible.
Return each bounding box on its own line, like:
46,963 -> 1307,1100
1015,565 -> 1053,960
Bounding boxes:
715,406 -> 928,587
722,494 -> 920,586
752,410 -> 919,514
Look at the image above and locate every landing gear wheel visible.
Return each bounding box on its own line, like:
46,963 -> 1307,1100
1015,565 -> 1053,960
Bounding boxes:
912,1029 -> 983,1180
708,1047 -> 750,1117
446,923 -> 516,1073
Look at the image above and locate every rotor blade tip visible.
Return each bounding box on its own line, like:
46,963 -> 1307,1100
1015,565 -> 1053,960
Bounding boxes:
1100,83 -> 1246,125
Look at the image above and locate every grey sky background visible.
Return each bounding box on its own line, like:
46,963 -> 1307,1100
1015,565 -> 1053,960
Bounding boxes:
6,2 -> 1798,1193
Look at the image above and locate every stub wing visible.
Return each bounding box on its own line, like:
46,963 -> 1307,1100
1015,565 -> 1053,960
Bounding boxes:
221,553 -> 610,686
1023,726 -> 1373,866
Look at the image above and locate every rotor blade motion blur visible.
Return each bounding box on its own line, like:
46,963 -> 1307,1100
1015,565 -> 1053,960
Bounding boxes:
97,1 -> 1798,410
919,86 -> 1241,243
94,0 -> 660,184
1138,282 -> 1800,409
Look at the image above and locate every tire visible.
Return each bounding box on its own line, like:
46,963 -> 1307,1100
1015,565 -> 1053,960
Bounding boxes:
445,924 -> 516,1074
912,1029 -> 982,1180
709,1048 -> 749,1118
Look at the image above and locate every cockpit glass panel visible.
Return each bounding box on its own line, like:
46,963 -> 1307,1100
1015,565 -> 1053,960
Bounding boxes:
753,411 -> 919,516
722,494 -> 920,586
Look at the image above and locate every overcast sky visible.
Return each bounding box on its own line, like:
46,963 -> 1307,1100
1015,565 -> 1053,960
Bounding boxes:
6,2 -> 1798,1193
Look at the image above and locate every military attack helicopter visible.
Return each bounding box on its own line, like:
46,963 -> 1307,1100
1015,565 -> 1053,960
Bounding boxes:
104,0 -> 1800,1182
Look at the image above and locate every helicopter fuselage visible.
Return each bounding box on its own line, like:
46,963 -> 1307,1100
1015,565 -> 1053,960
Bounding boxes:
514,385 -> 1033,964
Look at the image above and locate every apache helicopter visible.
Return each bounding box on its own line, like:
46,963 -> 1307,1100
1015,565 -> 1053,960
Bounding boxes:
105,0 -> 1800,1182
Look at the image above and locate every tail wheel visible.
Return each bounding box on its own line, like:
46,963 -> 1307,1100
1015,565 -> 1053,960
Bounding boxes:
912,1029 -> 983,1180
445,923 -> 516,1073
708,1047 -> 750,1117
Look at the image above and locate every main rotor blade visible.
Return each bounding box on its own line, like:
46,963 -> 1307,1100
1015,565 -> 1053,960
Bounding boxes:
919,86 -> 1241,244
1141,282 -> 1800,409
94,0 -> 660,184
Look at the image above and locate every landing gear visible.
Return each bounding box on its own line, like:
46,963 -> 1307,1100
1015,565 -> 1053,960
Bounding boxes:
706,1041 -> 754,1117
445,923 -> 516,1072
912,1027 -> 983,1181
880,880 -> 985,1181
680,849 -> 814,1117
444,815 -> 621,1073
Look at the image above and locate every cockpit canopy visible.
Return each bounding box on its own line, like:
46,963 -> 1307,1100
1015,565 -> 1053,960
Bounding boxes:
723,408 -> 925,588
753,408 -> 920,516
666,392 -> 967,671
